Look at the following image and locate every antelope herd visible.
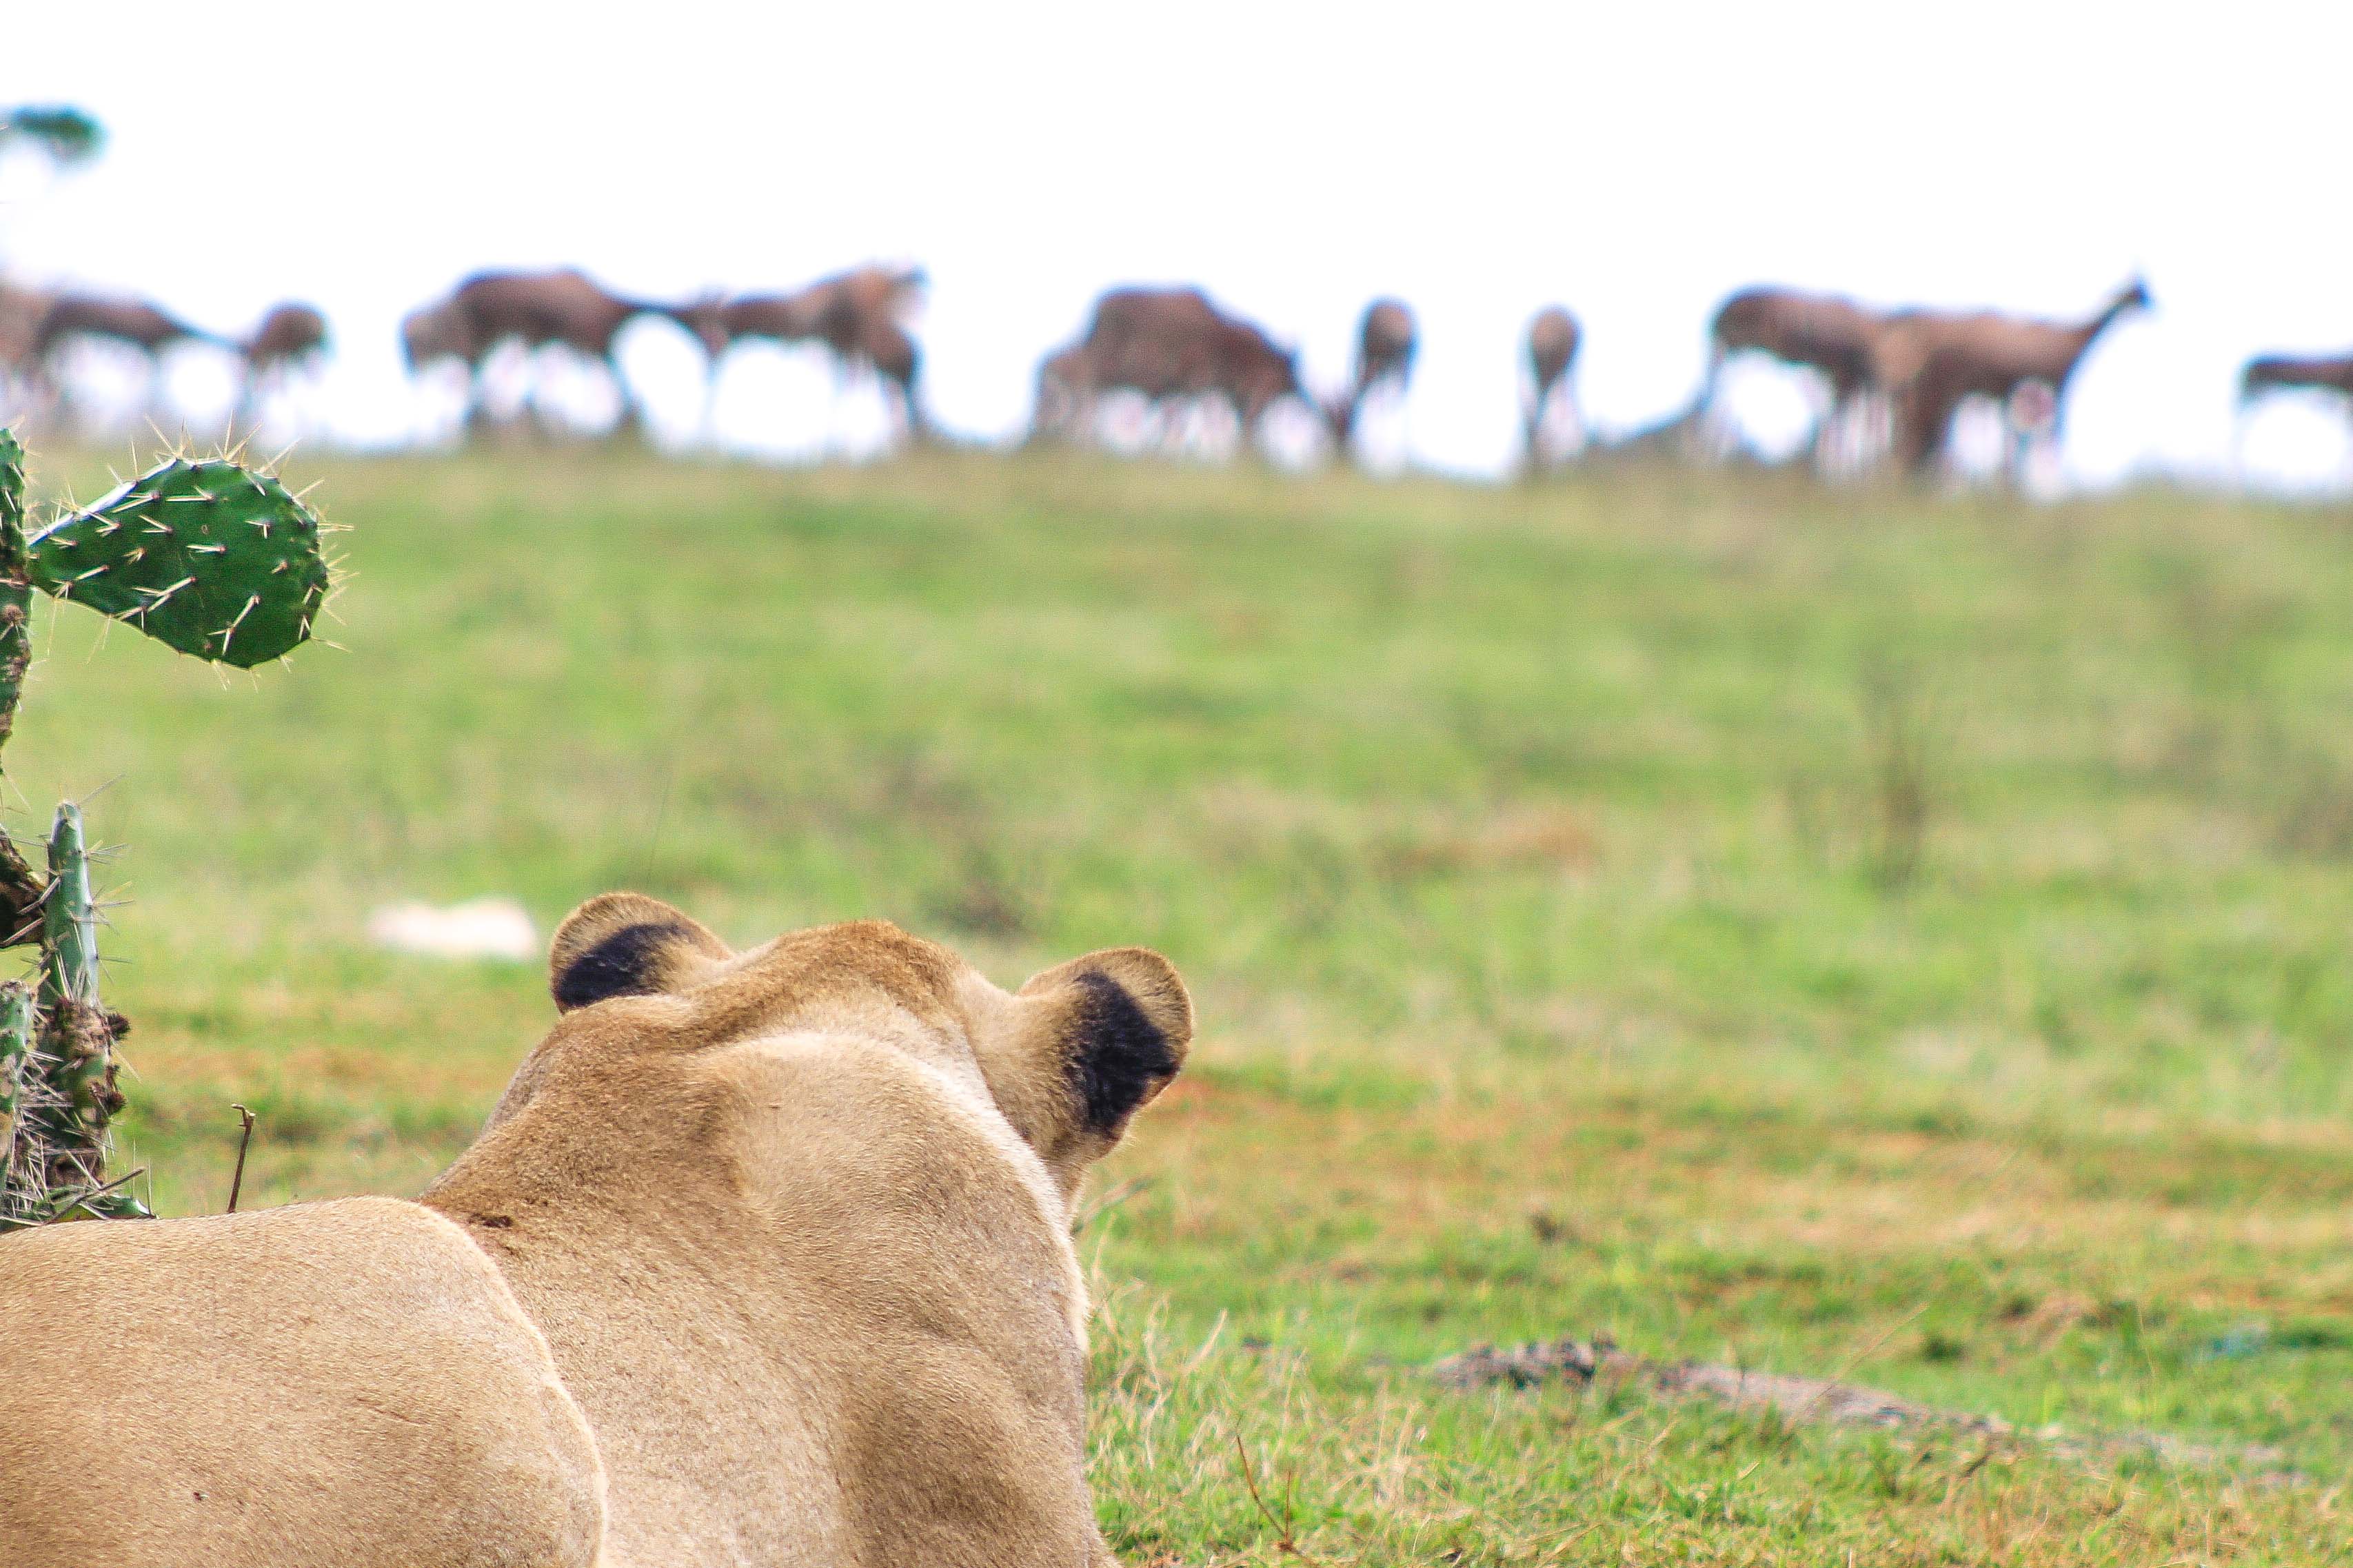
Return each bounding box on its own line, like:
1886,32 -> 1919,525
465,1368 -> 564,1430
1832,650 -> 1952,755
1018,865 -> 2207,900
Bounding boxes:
0,281 -> 327,431
1,256 -> 2350,487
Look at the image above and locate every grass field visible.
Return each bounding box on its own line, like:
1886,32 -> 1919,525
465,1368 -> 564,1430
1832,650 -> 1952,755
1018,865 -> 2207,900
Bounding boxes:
14,442 -> 2353,1562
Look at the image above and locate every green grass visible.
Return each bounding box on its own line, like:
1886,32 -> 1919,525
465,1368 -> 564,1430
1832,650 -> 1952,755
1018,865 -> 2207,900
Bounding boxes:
14,443 -> 2353,1562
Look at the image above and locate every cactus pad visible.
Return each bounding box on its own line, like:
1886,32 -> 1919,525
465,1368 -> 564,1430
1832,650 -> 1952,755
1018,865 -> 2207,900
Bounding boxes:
0,427 -> 22,538
28,456 -> 332,668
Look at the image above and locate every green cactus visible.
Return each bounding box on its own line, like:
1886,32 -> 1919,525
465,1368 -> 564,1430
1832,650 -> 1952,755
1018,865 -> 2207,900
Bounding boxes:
0,429 -> 29,740
0,430 -> 336,1228
29,458 -> 333,668
0,434 -> 41,929
0,985 -> 28,1181
23,802 -> 144,1221
41,804 -> 108,1125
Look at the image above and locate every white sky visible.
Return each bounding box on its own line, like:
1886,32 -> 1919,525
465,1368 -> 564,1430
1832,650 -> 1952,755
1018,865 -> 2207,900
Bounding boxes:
6,1 -> 2351,489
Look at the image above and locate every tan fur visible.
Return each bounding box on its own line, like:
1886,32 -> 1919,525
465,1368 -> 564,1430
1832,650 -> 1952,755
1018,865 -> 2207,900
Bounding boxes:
0,899 -> 1189,1568
0,1197 -> 607,1567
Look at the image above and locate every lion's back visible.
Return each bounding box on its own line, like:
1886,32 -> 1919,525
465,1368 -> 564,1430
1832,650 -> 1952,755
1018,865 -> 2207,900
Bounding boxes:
0,1195 -> 607,1568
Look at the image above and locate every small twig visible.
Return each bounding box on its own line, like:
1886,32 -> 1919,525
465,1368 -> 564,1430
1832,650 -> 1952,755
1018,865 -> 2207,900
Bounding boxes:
1232,1430 -> 1311,1558
226,1102 -> 256,1213
1233,1432 -> 1284,1547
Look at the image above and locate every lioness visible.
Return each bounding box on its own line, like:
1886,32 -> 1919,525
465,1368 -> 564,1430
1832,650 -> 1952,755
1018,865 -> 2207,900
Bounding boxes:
0,895 -> 1191,1567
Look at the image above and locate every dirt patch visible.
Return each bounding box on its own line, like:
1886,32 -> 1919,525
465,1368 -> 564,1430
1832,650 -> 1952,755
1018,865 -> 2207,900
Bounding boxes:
1429,1336 -> 2293,1478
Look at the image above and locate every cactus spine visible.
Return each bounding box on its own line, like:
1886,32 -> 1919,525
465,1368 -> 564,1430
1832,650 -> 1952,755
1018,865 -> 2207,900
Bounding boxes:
0,429 -> 336,1227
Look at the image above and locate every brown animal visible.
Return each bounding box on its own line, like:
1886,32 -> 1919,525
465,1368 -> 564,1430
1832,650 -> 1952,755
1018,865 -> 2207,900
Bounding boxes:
23,290 -> 230,422
1523,305 -> 1583,469
242,302 -> 327,373
401,269 -> 727,434
398,298 -> 471,375
1031,343 -> 1100,438
0,281 -> 56,403
1875,278 -> 2152,475
1355,298 -> 1418,393
234,302 -> 330,427
1037,286 -> 1225,438
2240,353 -> 2353,405
1328,297 -> 1417,460
709,264 -> 927,440
0,895 -> 1193,1567
1701,287 -> 1887,461
1203,313 -> 1306,443
29,290 -> 225,364
1033,286 -> 1305,455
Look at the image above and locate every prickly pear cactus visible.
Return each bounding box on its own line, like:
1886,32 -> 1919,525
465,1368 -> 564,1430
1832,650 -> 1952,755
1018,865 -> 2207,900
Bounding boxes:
0,429 -> 30,736
0,985 -> 30,1207
0,432 -> 41,928
30,458 -> 332,667
0,431 -> 338,1228
0,806 -> 144,1225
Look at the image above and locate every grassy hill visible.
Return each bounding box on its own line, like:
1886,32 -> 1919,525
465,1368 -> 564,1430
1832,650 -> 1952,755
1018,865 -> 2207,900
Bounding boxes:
14,444 -> 2353,1562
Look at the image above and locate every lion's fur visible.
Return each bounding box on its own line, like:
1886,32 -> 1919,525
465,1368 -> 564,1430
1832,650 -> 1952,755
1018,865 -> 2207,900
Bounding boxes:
0,1197 -> 607,1566
0,896 -> 1191,1568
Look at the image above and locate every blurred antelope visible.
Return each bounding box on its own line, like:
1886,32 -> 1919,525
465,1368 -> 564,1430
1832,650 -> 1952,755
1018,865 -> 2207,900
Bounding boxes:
401,269 -> 726,435
1522,306 -> 1582,471
1207,314 -> 1306,446
1034,286 -> 1307,458
30,291 -> 229,367
0,281 -> 56,413
2235,352 -> 2353,477
2239,352 -> 2353,408
1036,286 -> 1221,440
1326,298 -> 1417,465
707,264 -> 927,445
1700,286 -> 1887,469
16,289 -> 237,427
234,302 -> 329,429
1872,278 -> 2151,480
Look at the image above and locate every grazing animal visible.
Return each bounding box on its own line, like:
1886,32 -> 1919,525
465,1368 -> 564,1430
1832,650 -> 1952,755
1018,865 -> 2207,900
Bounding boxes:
1874,278 -> 2152,476
399,298 -> 472,375
2240,352 -> 2353,407
1523,305 -> 1583,469
1328,296 -> 1417,461
1701,286 -> 1887,463
1203,312 -> 1307,442
1033,285 -> 1306,455
30,291 -> 226,364
0,894 -> 1193,1568
1032,343 -> 1100,438
21,289 -> 231,425
402,269 -> 727,434
0,281 -> 56,405
709,264 -> 928,441
1039,286 -> 1225,439
1355,298 -> 1418,393
235,302 -> 330,427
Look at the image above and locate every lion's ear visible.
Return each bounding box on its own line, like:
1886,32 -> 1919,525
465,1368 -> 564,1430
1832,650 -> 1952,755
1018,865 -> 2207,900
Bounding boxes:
548,893 -> 733,1011
1019,947 -> 1192,1144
